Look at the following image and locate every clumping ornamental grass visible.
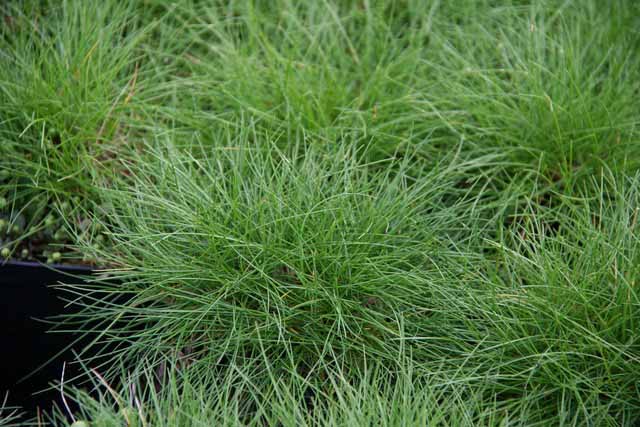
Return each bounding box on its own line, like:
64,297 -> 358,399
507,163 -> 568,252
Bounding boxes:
1,0 -> 640,425
63,135 -> 492,379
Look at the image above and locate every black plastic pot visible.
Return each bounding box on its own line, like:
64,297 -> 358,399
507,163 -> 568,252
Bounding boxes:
1,260 -> 95,417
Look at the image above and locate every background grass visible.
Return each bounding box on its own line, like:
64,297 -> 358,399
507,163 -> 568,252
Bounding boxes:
1,0 -> 639,425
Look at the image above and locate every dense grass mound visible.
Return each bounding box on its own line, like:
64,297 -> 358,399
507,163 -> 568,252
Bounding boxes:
2,0 -> 640,425
66,137 -> 491,377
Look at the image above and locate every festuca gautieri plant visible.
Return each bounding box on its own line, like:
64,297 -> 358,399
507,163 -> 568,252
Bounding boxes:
62,133 -> 496,380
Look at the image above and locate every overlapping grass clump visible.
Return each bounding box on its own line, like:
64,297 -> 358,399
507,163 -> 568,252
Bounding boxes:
424,1 -> 640,192
2,0 -> 640,425
473,175 -> 640,423
64,156 -> 640,425
139,0 -> 640,183
66,135 -> 492,378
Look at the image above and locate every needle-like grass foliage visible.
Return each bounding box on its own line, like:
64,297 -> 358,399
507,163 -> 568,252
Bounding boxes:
467,173 -> 640,424
0,0 -> 161,255
47,358 -> 528,427
2,0 -> 640,424
63,133 -> 492,379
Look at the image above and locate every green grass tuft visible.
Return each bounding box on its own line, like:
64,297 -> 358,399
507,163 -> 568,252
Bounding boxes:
2,0 -> 639,424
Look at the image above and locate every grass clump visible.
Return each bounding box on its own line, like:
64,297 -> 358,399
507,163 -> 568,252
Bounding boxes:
64,134 -> 491,378
130,0 -> 468,159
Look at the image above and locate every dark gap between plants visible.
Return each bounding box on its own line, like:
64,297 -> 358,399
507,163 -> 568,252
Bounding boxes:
0,261 -> 102,420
